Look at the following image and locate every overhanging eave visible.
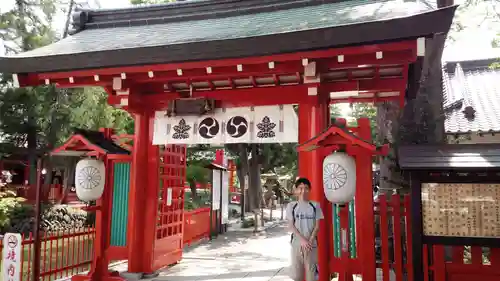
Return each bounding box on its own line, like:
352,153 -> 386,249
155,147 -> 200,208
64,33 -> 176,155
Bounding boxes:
0,5 -> 457,74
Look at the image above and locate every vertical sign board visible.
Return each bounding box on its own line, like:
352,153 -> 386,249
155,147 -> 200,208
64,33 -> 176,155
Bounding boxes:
212,170 -> 221,210
221,171 -> 230,224
2,233 -> 22,281
166,188 -> 173,206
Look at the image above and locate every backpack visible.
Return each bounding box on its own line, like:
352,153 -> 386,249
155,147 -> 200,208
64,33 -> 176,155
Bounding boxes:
290,201 -> 316,243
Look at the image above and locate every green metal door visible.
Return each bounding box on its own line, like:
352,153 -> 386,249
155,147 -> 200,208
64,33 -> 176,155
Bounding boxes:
110,162 -> 130,247
332,200 -> 356,258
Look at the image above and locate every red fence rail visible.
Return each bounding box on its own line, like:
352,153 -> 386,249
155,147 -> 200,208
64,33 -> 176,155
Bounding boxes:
373,194 -> 413,281
0,227 -> 95,281
183,207 -> 212,246
423,244 -> 500,281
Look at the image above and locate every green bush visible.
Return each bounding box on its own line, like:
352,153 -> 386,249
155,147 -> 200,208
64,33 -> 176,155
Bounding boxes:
0,190 -> 32,233
184,189 -> 210,210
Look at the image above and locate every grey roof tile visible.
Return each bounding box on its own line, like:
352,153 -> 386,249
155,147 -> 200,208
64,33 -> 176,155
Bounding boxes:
443,58 -> 500,133
399,144 -> 500,169
0,0 -> 457,73
13,0 -> 436,58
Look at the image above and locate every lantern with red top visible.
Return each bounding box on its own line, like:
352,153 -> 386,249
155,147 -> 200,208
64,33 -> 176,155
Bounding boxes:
297,118 -> 388,281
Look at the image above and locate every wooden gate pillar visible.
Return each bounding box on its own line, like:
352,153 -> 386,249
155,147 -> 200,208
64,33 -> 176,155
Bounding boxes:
127,111 -> 159,274
298,87 -> 330,281
354,118 -> 376,281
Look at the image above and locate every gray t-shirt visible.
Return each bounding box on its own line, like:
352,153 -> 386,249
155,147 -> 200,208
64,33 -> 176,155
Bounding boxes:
286,200 -> 324,245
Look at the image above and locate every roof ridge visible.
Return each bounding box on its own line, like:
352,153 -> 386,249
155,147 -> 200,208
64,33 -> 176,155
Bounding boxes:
70,0 -> 352,33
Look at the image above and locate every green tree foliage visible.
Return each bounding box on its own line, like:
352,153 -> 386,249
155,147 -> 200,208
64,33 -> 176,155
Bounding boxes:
69,87 -> 133,135
0,1 -> 134,184
349,103 -> 378,143
0,0 -> 63,184
185,146 -> 215,201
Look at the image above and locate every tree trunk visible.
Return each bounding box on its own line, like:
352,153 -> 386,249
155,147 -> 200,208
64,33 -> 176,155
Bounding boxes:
188,180 -> 198,201
59,157 -> 77,204
248,144 -> 261,211
376,101 -> 402,194
236,166 -> 250,213
236,143 -> 251,213
62,0 -> 75,39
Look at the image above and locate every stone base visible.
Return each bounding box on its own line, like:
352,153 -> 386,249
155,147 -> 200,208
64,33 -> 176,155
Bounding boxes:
119,272 -> 144,281
143,272 -> 160,279
119,271 -> 159,280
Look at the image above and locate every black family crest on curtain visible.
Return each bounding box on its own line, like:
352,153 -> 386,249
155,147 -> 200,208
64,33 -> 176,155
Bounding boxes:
154,105 -> 298,144
173,118 -> 191,139
198,117 -> 220,139
226,116 -> 248,138
257,116 -> 276,138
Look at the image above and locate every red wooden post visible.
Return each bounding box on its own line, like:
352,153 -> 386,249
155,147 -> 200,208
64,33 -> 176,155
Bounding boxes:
127,111 -> 159,274
392,195 -> 404,281
354,118 -> 376,281
423,245 -> 430,281
298,88 -> 330,281
490,248 -> 500,266
379,195 -> 390,281
432,245 -> 446,281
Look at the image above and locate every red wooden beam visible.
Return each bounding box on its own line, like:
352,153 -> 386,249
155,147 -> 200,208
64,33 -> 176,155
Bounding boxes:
46,54 -> 411,88
329,96 -> 399,104
34,40 -> 417,81
119,77 -> 405,109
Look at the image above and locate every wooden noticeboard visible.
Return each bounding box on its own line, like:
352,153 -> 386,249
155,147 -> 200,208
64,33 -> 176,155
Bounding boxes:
421,183 -> 500,238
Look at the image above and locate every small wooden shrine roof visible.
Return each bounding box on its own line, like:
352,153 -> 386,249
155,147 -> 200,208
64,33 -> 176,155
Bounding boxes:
51,129 -> 130,156
297,123 -> 388,155
398,144 -> 500,169
206,162 -> 227,171
0,0 -> 456,74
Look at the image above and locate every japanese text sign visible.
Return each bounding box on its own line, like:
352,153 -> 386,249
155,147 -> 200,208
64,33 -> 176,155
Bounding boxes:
2,233 -> 22,281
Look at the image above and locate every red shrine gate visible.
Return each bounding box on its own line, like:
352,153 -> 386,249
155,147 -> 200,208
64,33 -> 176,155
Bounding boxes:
0,1 -> 456,281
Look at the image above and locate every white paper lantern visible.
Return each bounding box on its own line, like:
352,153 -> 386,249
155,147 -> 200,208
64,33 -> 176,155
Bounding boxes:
75,159 -> 105,202
322,152 -> 356,204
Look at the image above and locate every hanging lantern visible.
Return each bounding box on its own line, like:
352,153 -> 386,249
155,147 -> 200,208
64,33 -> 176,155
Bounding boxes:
322,152 -> 356,204
75,159 -> 105,202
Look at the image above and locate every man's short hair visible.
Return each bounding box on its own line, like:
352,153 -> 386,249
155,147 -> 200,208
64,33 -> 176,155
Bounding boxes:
295,177 -> 311,189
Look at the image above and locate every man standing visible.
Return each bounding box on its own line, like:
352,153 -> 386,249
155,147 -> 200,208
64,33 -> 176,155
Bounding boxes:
286,177 -> 324,281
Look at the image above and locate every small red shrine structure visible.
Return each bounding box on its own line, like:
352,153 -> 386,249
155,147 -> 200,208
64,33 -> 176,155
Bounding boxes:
0,1 -> 456,281
51,129 -> 133,281
297,118 -> 388,281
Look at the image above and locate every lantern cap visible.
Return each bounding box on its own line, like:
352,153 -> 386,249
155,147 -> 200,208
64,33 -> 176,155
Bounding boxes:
51,128 -> 130,157
297,124 -> 388,155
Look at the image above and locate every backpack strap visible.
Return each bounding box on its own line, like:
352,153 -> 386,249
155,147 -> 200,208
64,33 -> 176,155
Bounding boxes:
291,202 -> 299,225
290,202 -> 299,243
308,202 -> 317,219
309,202 -> 318,245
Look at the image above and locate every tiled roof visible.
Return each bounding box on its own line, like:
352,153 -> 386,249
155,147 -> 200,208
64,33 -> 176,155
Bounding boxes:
0,0 -> 457,73
73,129 -> 130,154
18,0 -> 434,58
399,144 -> 500,169
443,58 -> 500,134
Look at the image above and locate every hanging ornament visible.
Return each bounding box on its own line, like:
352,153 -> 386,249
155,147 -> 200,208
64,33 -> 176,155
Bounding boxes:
75,159 -> 105,202
322,152 -> 356,204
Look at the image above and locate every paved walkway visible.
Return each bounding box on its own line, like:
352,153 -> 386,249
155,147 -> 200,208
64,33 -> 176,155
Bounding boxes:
154,221 -> 292,281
